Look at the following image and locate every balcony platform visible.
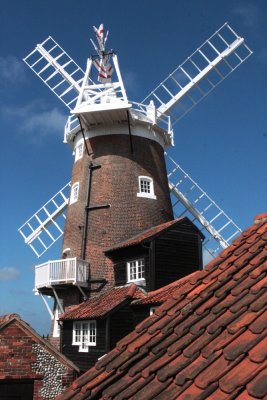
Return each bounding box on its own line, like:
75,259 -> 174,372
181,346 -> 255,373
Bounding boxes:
34,258 -> 89,294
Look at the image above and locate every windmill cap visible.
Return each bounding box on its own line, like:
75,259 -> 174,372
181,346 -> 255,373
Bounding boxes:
254,212 -> 267,224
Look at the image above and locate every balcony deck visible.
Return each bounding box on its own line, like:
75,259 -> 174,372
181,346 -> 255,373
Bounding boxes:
34,258 -> 89,292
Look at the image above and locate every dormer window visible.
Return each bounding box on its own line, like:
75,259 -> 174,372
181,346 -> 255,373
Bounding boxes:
75,142 -> 84,162
127,259 -> 145,283
70,182 -> 79,205
137,176 -> 156,199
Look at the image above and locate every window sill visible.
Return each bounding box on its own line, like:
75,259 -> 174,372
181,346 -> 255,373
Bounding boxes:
127,279 -> 146,286
137,193 -> 157,200
78,346 -> 89,352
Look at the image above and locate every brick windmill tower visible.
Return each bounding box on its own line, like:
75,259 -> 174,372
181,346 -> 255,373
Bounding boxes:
19,24 -> 252,342
62,26 -> 174,286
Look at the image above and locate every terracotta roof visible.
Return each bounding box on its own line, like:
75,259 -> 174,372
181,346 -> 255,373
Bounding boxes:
105,217 -> 201,253
60,284 -> 146,321
58,215 -> 267,400
133,273 -> 195,305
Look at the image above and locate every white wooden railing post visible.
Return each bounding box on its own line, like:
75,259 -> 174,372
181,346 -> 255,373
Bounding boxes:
34,257 -> 88,291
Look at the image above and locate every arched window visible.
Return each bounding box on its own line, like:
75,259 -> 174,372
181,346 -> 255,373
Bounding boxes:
74,142 -> 84,162
137,176 -> 156,199
70,182 -> 79,204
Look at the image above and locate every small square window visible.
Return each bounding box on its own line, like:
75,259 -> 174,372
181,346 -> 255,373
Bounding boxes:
127,259 -> 145,283
137,176 -> 156,199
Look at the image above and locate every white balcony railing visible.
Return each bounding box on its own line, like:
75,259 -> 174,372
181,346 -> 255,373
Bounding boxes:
35,258 -> 89,291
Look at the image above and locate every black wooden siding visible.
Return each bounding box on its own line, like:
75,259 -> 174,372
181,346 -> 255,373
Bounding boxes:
62,319 -> 106,372
131,305 -> 151,327
110,220 -> 202,292
154,228 -> 202,289
111,246 -> 150,290
109,304 -> 135,350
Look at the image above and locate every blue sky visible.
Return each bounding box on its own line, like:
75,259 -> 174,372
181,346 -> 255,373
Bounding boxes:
0,0 -> 266,335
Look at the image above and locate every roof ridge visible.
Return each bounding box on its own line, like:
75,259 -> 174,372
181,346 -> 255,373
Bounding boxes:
126,283 -> 138,298
105,217 -> 191,253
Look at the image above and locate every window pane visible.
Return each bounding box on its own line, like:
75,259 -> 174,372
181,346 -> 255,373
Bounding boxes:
128,259 -> 145,281
140,179 -> 151,193
75,322 -> 81,343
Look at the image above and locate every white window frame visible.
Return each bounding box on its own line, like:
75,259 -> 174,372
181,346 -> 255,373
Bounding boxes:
52,304 -> 61,338
72,320 -> 96,352
70,182 -> 79,205
127,259 -> 145,283
75,142 -> 84,162
150,307 -> 157,315
137,176 -> 156,200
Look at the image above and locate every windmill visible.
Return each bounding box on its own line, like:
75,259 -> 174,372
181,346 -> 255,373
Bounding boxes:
18,24 -> 252,329
19,23 -> 252,260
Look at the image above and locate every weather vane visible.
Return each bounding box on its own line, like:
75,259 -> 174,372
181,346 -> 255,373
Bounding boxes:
90,24 -> 113,83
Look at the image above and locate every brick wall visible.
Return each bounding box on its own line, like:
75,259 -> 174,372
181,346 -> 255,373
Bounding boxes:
62,132 -> 173,286
0,318 -> 77,399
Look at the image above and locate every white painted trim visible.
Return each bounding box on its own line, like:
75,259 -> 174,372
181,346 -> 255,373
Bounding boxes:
52,304 -> 61,338
137,176 -> 157,200
73,122 -> 166,150
78,345 -> 89,352
150,307 -> 157,315
74,140 -> 84,162
127,259 -> 145,283
70,182 -> 79,205
72,320 -> 97,351
137,192 -> 157,200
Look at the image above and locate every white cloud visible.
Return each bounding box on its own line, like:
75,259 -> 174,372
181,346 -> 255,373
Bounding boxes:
123,70 -> 140,98
21,107 -> 66,135
232,3 -> 261,28
0,55 -> 26,84
0,267 -> 20,281
1,101 -> 67,145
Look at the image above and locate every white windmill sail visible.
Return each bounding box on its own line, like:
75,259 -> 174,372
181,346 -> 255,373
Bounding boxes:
23,36 -> 87,110
165,154 -> 242,257
18,183 -> 71,257
139,23 -> 252,132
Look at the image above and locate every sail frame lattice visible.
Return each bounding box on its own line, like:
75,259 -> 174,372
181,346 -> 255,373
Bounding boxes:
23,36 -> 86,110
165,153 -> 242,259
141,23 -> 252,130
18,182 -> 71,257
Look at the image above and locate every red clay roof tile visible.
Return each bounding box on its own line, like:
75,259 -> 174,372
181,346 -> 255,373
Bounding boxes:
133,273 -> 193,305
249,335 -> 267,364
105,217 -> 202,253
223,329 -> 264,361
219,358 -> 266,394
60,284 -> 145,321
247,367 -> 267,398
58,216 -> 267,400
